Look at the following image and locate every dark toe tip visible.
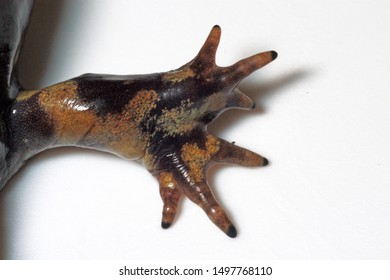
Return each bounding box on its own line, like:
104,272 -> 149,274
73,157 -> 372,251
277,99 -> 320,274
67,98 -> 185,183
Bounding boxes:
161,221 -> 171,229
251,102 -> 256,110
262,157 -> 269,166
226,225 -> 237,238
271,50 -> 278,60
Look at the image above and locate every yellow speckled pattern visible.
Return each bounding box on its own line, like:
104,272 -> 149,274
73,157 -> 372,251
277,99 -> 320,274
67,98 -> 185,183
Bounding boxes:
181,135 -> 220,182
162,67 -> 195,83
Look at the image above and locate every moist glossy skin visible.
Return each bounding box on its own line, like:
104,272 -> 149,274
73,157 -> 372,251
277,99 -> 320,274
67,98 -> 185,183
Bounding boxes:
1,8 -> 277,237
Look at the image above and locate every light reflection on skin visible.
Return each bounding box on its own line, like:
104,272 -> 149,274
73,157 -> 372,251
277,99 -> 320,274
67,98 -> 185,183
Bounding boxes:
63,98 -> 90,111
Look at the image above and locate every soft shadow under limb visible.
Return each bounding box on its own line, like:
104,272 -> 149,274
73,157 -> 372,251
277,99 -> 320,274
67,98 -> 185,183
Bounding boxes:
209,69 -> 310,136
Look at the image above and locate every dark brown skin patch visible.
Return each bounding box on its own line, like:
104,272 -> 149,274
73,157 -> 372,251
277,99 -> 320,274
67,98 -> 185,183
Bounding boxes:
2,26 -> 277,238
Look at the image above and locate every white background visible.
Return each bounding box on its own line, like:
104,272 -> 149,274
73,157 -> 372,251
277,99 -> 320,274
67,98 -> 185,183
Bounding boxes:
0,0 -> 389,259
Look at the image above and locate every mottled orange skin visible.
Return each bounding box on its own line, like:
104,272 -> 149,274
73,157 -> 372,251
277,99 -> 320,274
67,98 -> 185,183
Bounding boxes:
2,26 -> 277,237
